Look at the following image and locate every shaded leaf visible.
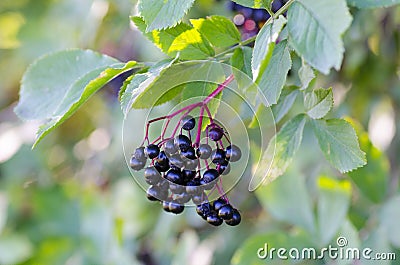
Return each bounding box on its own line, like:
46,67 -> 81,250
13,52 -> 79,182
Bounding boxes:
232,0 -> 271,9
304,87 -> 333,119
311,119 -> 366,173
231,46 -> 253,78
287,0 -> 352,74
380,195 -> 400,248
252,16 -> 286,80
15,49 -> 118,120
298,60 -> 315,90
317,176 -> 351,246
138,0 -> 195,31
255,40 -> 292,106
249,114 -> 306,190
272,87 -> 299,123
190,15 -> 241,48
256,171 -> 315,233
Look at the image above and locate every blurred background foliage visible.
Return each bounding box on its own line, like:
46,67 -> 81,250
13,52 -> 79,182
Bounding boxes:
0,0 -> 399,264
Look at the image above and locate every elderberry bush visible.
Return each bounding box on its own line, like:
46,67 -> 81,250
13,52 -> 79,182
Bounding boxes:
129,103 -> 242,226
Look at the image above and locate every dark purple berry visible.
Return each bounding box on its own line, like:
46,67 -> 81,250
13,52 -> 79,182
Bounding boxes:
213,198 -> 227,211
158,179 -> 169,190
217,160 -> 231,175
226,145 -> 242,162
181,115 -> 196,131
130,156 -> 146,171
196,144 -> 212,159
165,169 -> 184,184
186,179 -> 201,194
175,192 -> 192,204
181,146 -> 196,160
208,127 -> 224,141
163,200 -> 171,212
184,158 -> 199,171
196,203 -> 211,220
156,151 -> 169,165
182,170 -> 197,182
211,148 -> 226,164
146,185 -> 167,202
169,201 -> 185,214
144,167 -> 161,185
169,154 -> 185,169
154,162 -> 170,173
207,213 -> 223,226
164,138 -> 178,154
202,169 -> 219,184
134,147 -> 146,162
144,144 -> 160,159
218,204 -> 234,220
225,209 -> 241,226
253,9 -> 269,23
169,183 -> 185,194
175,135 -> 192,151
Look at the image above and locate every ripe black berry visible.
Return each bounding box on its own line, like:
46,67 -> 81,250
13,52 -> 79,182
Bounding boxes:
226,145 -> 242,162
196,144 -> 212,159
185,159 -> 199,172
202,169 -> 220,184
144,144 -> 160,159
181,146 -> 196,160
162,200 -> 171,212
175,135 -> 192,151
217,160 -> 231,175
144,167 -> 161,185
134,147 -> 146,162
213,198 -> 227,211
211,148 -> 226,164
182,170 -> 197,182
154,162 -> 170,173
156,151 -> 169,166
225,209 -> 241,226
186,179 -> 201,194
169,201 -> 185,214
130,156 -> 146,171
169,154 -> 185,169
169,183 -> 185,194
218,204 -> 234,220
207,213 -> 223,226
181,115 -> 196,131
208,127 -> 224,141
146,185 -> 167,201
196,203 -> 211,220
164,138 -> 178,154
165,169 -> 184,184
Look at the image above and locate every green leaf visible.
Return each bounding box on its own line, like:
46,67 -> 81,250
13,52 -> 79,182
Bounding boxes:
361,227 -> 392,265
132,16 -> 214,60
249,114 -> 306,190
271,87 -> 299,123
138,0 -> 195,31
304,88 -> 333,119
231,0 -> 271,9
317,176 -> 351,246
15,49 -> 119,120
190,15 -> 241,48
169,28 -> 215,59
287,0 -> 352,74
255,40 -> 292,106
311,119 -> 366,173
121,59 -> 176,116
298,60 -> 315,90
348,120 -> 389,203
380,195 -> 400,248
256,171 -> 315,233
231,46 -> 253,78
34,61 -> 139,147
347,0 -> 400,8
252,16 -> 286,81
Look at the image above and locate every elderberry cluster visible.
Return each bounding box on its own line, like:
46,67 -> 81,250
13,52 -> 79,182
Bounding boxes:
228,0 -> 288,38
129,115 -> 242,226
